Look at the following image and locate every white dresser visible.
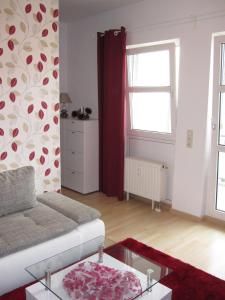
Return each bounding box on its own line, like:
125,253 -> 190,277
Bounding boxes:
60,118 -> 99,194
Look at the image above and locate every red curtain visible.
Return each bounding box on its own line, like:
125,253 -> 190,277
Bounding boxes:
97,27 -> 126,200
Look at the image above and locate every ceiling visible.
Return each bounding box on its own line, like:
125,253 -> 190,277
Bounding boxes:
59,0 -> 144,22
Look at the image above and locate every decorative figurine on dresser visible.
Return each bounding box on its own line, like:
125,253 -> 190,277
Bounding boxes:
60,92 -> 72,118
60,108 -> 99,194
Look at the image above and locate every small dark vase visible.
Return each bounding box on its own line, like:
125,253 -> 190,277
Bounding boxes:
71,107 -> 92,120
71,110 -> 78,118
85,107 -> 92,115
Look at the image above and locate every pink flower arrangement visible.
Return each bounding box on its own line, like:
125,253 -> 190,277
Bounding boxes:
63,261 -> 142,300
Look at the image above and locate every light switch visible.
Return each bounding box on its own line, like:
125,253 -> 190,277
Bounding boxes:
186,129 -> 193,148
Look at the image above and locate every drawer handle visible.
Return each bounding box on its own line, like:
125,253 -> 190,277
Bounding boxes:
72,171 -> 75,174
72,131 -> 75,134
72,151 -> 75,154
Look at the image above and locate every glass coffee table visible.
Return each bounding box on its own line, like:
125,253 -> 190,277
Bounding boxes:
25,236 -> 172,299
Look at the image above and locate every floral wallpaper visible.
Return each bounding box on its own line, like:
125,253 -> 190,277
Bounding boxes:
0,0 -> 60,193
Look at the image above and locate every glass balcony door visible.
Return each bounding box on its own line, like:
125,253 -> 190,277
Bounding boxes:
207,36 -> 225,220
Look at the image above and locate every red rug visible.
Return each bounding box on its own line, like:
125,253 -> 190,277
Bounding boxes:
1,238 -> 225,300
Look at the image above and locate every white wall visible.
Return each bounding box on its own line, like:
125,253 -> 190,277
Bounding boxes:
64,0 -> 225,216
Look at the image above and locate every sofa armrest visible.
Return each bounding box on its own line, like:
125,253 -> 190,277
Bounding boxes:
37,192 -> 101,224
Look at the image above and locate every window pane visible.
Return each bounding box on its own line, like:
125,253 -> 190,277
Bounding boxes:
127,50 -> 170,87
216,152 -> 225,212
219,93 -> 225,145
130,92 -> 171,133
221,44 -> 225,85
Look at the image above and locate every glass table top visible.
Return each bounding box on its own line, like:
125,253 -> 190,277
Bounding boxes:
25,236 -> 172,299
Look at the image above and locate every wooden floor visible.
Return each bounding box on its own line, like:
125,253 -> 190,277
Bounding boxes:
62,188 -> 225,280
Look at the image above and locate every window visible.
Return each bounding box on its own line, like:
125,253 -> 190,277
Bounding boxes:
127,42 -> 177,141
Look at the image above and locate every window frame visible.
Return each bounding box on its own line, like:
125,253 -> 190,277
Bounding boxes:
126,42 -> 177,143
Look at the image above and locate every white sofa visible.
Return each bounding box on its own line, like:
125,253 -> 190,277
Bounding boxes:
0,219 -> 104,296
0,167 -> 105,296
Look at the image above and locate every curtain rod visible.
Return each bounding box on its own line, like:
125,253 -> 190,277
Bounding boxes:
99,30 -> 121,37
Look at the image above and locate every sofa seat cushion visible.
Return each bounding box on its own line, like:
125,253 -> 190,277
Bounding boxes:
0,203 -> 78,258
0,166 -> 36,217
37,192 -> 101,224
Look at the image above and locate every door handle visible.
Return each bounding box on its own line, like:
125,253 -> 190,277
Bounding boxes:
212,123 -> 216,130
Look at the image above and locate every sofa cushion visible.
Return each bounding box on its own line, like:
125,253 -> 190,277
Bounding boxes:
0,203 -> 78,258
0,166 -> 37,217
37,192 -> 101,224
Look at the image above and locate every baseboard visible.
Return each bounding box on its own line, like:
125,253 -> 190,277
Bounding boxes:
171,209 -> 225,225
127,196 -> 225,225
170,208 -> 203,222
203,215 -> 225,227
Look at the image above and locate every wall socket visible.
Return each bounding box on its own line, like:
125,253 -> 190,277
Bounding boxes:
186,129 -> 193,148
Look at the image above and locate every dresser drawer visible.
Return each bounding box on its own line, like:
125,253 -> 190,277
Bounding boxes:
68,120 -> 84,132
71,171 -> 83,193
64,151 -> 83,172
67,131 -> 84,153
62,169 -> 84,193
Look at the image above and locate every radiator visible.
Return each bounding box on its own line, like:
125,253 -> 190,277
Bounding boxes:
124,157 -> 167,210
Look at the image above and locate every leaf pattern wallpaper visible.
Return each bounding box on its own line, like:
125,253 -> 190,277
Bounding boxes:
0,0 -> 60,193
